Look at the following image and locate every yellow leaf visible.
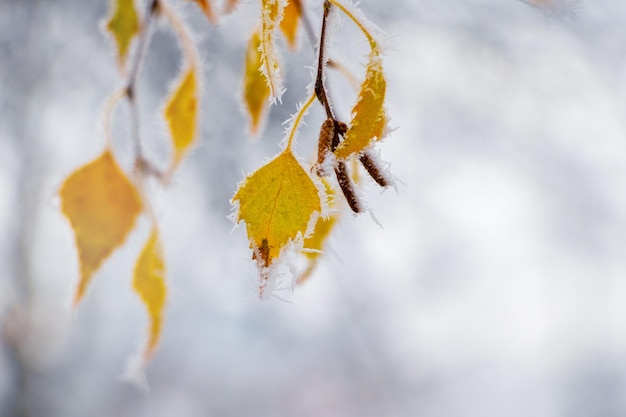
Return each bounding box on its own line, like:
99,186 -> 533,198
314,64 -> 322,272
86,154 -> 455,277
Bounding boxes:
297,179 -> 337,284
60,151 -> 143,305
280,0 -> 301,50
302,179 -> 335,257
297,214 -> 336,284
105,0 -> 140,72
243,29 -> 271,136
303,215 -> 335,259
165,67 -> 198,171
334,54 -> 387,160
133,226 -> 166,362
259,0 -> 285,100
189,0 -> 219,24
232,149 -> 321,291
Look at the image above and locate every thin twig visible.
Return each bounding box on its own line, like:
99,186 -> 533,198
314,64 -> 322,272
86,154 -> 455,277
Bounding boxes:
125,0 -> 160,160
314,1 -> 334,120
314,2 -> 347,152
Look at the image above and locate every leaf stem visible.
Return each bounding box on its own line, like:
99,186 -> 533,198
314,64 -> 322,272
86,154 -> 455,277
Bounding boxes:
102,88 -> 127,150
286,93 -> 316,149
328,0 -> 377,51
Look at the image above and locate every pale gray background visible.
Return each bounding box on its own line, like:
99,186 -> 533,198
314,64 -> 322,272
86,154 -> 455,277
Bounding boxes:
1,0 -> 626,416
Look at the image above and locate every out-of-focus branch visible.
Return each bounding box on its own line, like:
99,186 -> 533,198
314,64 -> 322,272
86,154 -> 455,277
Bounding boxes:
103,0 -> 164,180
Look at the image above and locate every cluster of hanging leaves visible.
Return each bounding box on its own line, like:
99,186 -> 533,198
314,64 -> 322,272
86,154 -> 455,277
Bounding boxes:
60,0 -> 393,367
233,0 -> 393,298
60,0 -> 201,366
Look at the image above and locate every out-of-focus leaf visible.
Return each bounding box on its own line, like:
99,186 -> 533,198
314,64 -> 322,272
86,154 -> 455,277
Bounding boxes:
280,0 -> 301,50
232,148 -> 321,271
243,29 -> 271,136
105,0 -> 140,72
302,179 -> 335,257
297,179 -> 337,284
133,226 -> 166,362
297,214 -> 336,284
259,0 -> 285,100
303,215 -> 336,259
189,0 -> 219,24
164,67 -> 198,171
334,54 -> 387,160
60,151 -> 143,305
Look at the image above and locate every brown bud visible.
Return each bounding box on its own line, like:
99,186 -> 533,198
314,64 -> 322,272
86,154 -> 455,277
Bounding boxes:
331,120 -> 348,151
359,152 -> 389,187
317,119 -> 335,174
335,161 -> 362,213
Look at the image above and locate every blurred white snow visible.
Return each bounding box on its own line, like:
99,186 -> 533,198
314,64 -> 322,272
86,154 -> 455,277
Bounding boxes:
1,0 -> 626,416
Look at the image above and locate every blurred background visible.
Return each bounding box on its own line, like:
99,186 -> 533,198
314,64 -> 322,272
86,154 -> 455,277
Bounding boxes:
2,0 -> 626,416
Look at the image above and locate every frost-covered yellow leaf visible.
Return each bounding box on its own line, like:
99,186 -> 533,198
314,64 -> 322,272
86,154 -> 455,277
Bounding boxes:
105,0 -> 140,72
334,54 -> 387,160
259,0 -> 285,100
165,67 -> 198,171
243,29 -> 270,136
189,0 -> 218,24
133,226 -> 166,362
280,0 -> 301,50
60,151 -> 143,305
232,149 -> 321,269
